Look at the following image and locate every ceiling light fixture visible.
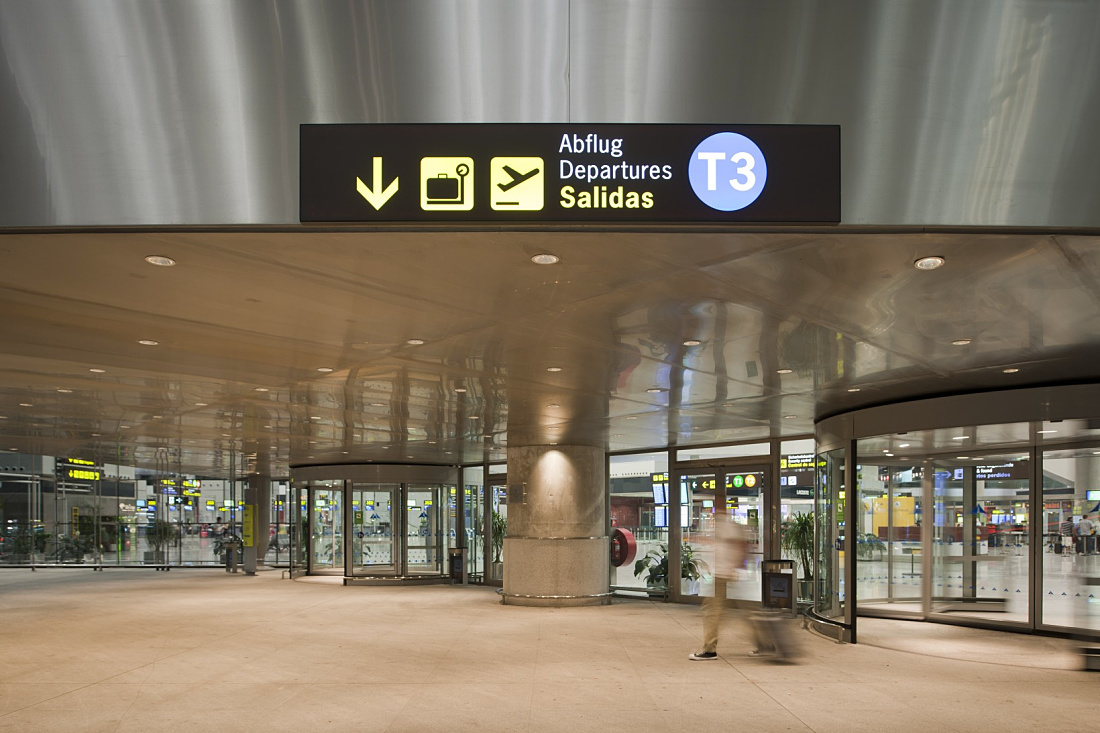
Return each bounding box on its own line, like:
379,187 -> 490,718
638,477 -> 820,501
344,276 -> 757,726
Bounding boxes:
195,402 -> 207,406
847,387 -> 861,392
454,387 -> 467,393
957,456 -> 970,460
646,387 -> 664,394
952,436 -> 969,440
19,403 -> 32,407
776,368 -> 793,375
951,339 -> 972,346
531,253 -> 560,265
783,414 -> 797,419
899,443 -> 910,448
405,338 -> 425,346
316,367 -> 334,373
137,339 -> 159,346
1003,367 -> 1019,374
254,387 -> 269,392
57,388 -> 72,393
884,453 -> 894,457
546,366 -> 562,372
468,415 -> 480,420
144,255 -> 176,267
682,339 -> 701,347
89,368 -> 106,374
913,255 -> 945,271
1037,429 -> 1057,434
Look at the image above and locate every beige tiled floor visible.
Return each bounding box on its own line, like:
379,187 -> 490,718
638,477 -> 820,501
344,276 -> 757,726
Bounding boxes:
0,568 -> 1094,732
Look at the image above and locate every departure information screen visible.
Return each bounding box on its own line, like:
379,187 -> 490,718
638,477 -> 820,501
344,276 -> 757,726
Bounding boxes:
300,124 -> 840,224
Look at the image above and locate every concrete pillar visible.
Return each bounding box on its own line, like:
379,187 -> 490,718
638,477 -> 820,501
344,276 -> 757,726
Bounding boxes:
502,444 -> 609,607
242,474 -> 271,575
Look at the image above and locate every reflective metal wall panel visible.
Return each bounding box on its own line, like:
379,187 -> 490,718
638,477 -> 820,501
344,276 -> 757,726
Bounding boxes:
0,0 -> 1098,225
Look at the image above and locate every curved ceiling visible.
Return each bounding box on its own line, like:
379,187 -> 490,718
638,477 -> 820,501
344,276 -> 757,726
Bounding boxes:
0,226 -> 1097,477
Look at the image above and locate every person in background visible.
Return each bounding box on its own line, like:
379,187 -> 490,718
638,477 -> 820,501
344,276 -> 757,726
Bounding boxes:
1060,515 -> 1076,555
1076,514 -> 1095,555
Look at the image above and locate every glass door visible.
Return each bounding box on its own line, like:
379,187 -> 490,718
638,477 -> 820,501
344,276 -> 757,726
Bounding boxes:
406,485 -> 444,575
350,484 -> 397,576
309,482 -> 343,574
679,472 -> 717,600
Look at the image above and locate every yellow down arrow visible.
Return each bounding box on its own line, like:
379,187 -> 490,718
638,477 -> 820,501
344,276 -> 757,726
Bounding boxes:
355,157 -> 399,210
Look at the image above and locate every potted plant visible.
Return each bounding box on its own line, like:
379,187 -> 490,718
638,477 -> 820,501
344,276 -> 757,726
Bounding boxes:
145,519 -> 176,565
781,512 -> 815,602
633,542 -> 710,593
856,532 -> 886,561
490,509 -> 506,579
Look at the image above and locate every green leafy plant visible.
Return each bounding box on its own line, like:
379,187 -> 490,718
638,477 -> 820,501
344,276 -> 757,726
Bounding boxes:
147,519 -> 176,554
856,532 -> 886,560
633,543 -> 710,588
781,512 -> 815,582
491,509 -> 507,563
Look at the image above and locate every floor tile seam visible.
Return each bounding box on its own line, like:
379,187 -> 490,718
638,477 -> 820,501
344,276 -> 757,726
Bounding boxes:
0,678 -> 111,721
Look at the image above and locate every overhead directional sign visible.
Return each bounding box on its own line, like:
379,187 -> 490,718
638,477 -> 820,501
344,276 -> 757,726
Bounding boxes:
300,124 -> 840,223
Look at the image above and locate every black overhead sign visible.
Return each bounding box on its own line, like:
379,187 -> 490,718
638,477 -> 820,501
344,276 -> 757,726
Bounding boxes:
300,124 -> 840,224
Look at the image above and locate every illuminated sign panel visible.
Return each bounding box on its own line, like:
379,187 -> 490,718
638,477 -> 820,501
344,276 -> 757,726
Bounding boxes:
300,124 -> 840,224
58,458 -> 102,482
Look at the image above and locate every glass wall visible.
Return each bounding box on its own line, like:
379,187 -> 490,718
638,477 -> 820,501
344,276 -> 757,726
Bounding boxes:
1042,446 -> 1100,633
609,451 -> 669,596
0,451 -> 289,569
463,466 -> 485,583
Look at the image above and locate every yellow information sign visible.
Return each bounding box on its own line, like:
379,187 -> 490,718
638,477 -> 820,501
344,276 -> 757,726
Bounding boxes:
420,157 -> 474,210
242,504 -> 254,548
490,156 -> 544,210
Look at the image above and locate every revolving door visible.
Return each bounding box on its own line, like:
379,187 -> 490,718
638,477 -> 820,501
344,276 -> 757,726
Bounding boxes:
291,465 -> 457,582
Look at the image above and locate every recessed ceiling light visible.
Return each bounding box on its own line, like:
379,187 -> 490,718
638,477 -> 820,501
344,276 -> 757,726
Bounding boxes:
548,403 -> 559,408
783,414 -> 797,419
137,339 -> 159,346
646,387 -> 664,394
120,425 -> 130,429
548,426 -> 559,431
1002,367 -> 1019,374
625,416 -> 638,420
1037,429 -> 1057,434
468,415 -> 480,420
19,403 -> 33,407
882,449 -> 891,453
0,416 -> 6,419
952,436 -> 969,440
957,456 -> 970,460
371,402 -> 385,407
847,387 -> 861,392
144,255 -> 176,267
776,368 -> 793,375
254,387 -> 269,392
951,339 -> 972,346
405,338 -> 425,346
195,402 -> 207,406
546,366 -> 562,372
531,253 -> 560,265
454,387 -> 467,393
57,388 -> 72,393
310,416 -> 321,420
89,368 -> 106,374
152,415 -> 162,419
90,433 -> 99,437
317,367 -> 334,373
682,339 -> 701,347
264,425 -> 273,429
899,443 -> 910,448
913,255 -> 945,271
884,453 -> 894,457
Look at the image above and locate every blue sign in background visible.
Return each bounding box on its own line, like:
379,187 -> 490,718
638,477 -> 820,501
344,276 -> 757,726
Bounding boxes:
688,132 -> 768,211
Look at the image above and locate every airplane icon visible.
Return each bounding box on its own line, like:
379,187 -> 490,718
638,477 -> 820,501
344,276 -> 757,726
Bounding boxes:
497,165 -> 540,191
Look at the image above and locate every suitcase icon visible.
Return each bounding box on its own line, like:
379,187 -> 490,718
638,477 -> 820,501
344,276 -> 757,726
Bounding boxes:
426,163 -> 470,204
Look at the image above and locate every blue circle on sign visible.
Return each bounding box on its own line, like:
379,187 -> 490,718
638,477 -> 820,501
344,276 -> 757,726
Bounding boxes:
688,132 -> 767,211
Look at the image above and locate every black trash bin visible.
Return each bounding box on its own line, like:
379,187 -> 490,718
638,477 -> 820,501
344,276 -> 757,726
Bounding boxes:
761,559 -> 796,616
